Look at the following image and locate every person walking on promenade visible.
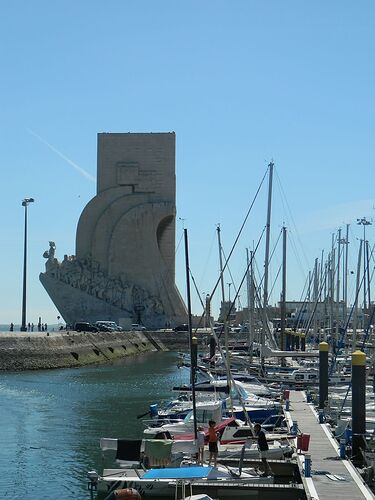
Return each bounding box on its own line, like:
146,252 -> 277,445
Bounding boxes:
208,420 -> 219,467
253,423 -> 272,476
10,323 -> 14,332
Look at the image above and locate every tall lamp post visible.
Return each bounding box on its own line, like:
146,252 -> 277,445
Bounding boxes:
357,217 -> 372,310
20,198 -> 34,332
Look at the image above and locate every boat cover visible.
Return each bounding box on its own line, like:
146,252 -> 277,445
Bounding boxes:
144,439 -> 173,466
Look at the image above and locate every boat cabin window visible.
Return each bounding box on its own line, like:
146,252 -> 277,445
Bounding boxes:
184,409 -> 216,424
227,419 -> 238,427
230,384 -> 249,401
308,374 -> 317,379
232,429 -> 254,438
295,374 -> 305,380
153,431 -> 173,440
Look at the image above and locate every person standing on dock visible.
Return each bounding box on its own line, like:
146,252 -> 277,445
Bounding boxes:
197,426 -> 205,465
253,423 -> 272,477
208,420 -> 219,467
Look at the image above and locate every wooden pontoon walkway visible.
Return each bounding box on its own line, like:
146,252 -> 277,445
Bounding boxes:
288,391 -> 374,500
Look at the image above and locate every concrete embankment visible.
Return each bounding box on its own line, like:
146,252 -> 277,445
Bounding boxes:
0,330 -> 157,370
0,330 -> 194,371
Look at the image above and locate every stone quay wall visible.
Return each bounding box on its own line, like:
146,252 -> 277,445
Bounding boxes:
0,330 -> 211,371
0,331 -> 161,371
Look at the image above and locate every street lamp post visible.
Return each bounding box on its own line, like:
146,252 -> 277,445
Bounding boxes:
20,198 -> 34,332
357,217 -> 372,310
357,217 -> 371,242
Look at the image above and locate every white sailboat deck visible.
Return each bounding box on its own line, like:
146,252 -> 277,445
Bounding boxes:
288,391 -> 374,499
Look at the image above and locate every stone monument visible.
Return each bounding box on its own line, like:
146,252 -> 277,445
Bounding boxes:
40,132 -> 187,328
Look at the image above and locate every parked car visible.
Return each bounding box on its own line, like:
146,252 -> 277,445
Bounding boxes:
95,321 -> 123,332
74,322 -> 99,332
131,324 -> 146,331
95,323 -> 114,332
174,324 -> 189,332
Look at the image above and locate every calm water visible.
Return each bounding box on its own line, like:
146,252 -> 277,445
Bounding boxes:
0,352 -> 189,499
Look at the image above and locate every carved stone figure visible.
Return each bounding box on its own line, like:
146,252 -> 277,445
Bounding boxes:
43,241 -> 58,271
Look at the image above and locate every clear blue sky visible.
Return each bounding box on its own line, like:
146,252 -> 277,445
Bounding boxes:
1,1 -> 374,324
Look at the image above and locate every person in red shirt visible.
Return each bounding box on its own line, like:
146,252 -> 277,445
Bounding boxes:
208,420 -> 219,467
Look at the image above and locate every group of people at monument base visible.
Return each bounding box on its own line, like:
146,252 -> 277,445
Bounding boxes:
9,322 -> 48,332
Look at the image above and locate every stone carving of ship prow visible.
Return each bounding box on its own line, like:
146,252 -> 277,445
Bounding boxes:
40,133 -> 187,328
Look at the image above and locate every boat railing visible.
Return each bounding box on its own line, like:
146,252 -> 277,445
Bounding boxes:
142,417 -> 186,428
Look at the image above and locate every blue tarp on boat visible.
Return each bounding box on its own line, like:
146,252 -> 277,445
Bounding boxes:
142,466 -> 213,479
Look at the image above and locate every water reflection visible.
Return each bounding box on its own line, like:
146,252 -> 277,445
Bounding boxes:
0,352 -> 189,499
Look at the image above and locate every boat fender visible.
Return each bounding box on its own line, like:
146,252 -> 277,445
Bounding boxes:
113,488 -> 141,499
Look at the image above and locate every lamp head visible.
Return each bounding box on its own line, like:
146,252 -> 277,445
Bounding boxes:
22,198 -> 35,206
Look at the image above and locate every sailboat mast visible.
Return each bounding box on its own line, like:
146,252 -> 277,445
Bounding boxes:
329,234 -> 335,341
336,228 -> 341,340
216,224 -> 226,304
363,225 -> 367,310
366,240 -> 371,309
307,270 -> 312,332
263,161 -> 274,310
343,224 -> 349,324
183,228 -> 197,439
353,239 -> 363,350
261,161 -> 274,360
216,225 -> 232,390
319,250 -> 324,342
280,226 -> 287,350
246,248 -> 255,362
313,258 -> 319,340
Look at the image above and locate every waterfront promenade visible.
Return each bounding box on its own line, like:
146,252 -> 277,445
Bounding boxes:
288,391 -> 374,500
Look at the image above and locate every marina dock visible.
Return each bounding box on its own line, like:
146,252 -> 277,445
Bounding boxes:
288,391 -> 374,499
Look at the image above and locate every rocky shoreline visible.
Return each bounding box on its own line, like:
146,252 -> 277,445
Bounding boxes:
0,330 -> 195,371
